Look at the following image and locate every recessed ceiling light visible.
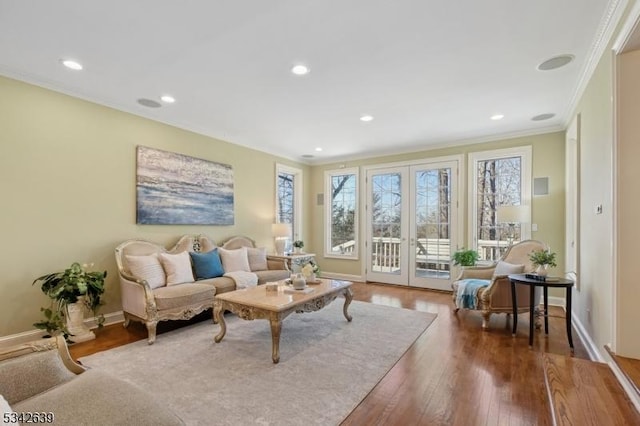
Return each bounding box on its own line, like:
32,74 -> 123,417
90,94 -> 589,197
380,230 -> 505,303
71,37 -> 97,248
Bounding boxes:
360,115 -> 374,122
490,114 -> 504,121
291,64 -> 310,75
61,59 -> 83,70
315,147 -> 323,152
537,54 -> 575,71
160,95 -> 176,103
531,113 -> 556,121
137,98 -> 162,108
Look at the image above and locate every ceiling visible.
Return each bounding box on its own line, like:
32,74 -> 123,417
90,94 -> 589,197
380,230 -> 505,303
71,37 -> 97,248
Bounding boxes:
0,1 -> 613,164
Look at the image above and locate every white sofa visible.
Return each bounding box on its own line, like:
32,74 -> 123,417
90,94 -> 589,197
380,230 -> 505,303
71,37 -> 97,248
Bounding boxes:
115,234 -> 289,344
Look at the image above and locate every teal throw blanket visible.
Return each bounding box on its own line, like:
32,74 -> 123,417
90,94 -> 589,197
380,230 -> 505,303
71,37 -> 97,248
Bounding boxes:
455,279 -> 490,310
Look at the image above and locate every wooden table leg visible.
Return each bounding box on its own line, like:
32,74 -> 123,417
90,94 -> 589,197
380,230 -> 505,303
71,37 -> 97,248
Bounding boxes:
543,286 -> 549,334
511,280 -> 518,336
214,302 -> 226,343
343,288 -> 354,322
566,286 -> 574,353
269,316 -> 282,364
529,283 -> 535,347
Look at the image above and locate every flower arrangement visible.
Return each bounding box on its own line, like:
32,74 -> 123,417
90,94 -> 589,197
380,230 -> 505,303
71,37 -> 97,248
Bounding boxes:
292,240 -> 304,249
301,259 -> 320,279
32,262 -> 106,338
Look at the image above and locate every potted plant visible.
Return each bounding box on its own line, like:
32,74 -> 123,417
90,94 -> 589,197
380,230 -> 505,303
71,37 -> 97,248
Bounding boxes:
529,249 -> 557,276
32,262 -> 106,342
452,248 -> 479,267
292,240 -> 304,254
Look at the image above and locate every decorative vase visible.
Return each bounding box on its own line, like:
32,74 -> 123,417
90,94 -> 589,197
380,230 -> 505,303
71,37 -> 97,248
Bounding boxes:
535,264 -> 549,277
294,247 -> 302,254
308,272 -> 317,283
292,273 -> 306,290
65,296 -> 95,343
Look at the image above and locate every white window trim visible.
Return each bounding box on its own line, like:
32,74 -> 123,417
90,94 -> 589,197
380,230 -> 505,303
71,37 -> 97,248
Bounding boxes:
324,167 -> 359,260
275,163 -> 303,240
467,146 -> 532,252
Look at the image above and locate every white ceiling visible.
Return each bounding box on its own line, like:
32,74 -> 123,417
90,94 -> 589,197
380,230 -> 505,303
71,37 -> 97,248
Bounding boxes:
0,1 -> 613,164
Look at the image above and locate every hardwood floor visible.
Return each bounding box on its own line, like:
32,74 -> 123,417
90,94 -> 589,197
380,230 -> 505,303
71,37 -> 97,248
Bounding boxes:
71,282 -> 613,425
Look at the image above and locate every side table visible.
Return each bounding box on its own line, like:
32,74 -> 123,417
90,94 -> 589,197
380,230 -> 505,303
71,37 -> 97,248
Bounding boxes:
508,274 -> 575,353
267,253 -> 316,272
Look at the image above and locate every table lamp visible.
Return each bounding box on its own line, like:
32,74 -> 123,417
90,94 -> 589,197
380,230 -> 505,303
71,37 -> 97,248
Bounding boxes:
497,205 -> 530,246
272,223 -> 292,255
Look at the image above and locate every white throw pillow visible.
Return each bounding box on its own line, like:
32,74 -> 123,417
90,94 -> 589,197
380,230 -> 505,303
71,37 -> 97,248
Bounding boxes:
125,253 -> 166,289
1,394 -> 14,424
218,247 -> 251,273
493,260 -> 524,277
159,251 -> 195,286
247,247 -> 268,271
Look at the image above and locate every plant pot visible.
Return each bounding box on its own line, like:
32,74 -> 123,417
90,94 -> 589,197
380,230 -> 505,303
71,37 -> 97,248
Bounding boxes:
66,297 -> 95,343
294,247 -> 302,254
535,264 -> 549,277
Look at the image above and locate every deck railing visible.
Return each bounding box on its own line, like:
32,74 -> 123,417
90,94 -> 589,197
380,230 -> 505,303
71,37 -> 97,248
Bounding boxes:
334,238 -> 516,272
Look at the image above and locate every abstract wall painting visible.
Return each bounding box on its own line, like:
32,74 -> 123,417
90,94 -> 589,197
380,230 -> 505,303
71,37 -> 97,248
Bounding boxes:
136,146 -> 234,225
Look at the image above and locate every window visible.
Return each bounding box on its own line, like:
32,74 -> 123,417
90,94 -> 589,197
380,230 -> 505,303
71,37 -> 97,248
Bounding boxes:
275,164 -> 302,242
468,147 -> 531,261
325,168 -> 359,259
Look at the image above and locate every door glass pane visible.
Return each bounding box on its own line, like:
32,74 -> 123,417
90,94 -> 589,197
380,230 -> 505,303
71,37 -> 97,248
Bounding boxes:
371,173 -> 402,274
415,168 -> 451,279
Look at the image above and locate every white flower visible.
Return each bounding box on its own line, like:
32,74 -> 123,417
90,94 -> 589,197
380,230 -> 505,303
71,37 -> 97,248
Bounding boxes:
302,264 -> 314,278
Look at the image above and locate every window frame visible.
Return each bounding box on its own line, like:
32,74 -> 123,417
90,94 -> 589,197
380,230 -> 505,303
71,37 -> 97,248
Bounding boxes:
275,163 -> 303,241
324,167 -> 359,260
467,146 -> 532,259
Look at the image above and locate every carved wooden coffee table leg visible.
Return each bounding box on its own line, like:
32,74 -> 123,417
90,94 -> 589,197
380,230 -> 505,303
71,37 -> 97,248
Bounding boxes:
214,301 -> 226,343
270,315 -> 283,364
343,287 -> 353,322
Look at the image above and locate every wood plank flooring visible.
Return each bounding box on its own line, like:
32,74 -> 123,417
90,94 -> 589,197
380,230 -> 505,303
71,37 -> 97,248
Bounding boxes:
70,281 -> 629,425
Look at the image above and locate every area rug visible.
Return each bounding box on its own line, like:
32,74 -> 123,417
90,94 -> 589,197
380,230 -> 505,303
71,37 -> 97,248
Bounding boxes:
80,301 -> 436,425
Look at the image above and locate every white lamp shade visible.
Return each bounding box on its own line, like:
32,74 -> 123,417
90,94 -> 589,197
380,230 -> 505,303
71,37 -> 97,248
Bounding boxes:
272,223 -> 292,238
497,205 -> 530,223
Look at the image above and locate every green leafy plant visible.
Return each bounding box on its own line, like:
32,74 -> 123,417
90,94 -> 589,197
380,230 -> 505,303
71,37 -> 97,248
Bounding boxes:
452,248 -> 479,266
292,240 -> 304,249
32,262 -> 107,338
528,250 -> 557,268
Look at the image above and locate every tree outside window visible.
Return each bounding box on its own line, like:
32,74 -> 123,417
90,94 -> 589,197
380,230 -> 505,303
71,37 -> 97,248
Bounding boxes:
325,168 -> 358,258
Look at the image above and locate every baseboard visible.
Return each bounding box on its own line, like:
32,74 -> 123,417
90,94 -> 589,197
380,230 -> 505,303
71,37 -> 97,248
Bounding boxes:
320,272 -> 363,282
0,310 -> 124,348
571,311 -> 605,362
548,296 -> 565,307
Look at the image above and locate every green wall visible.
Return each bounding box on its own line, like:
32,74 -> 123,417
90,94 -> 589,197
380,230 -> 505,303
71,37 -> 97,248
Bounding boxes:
0,76 -> 308,336
308,132 -> 566,280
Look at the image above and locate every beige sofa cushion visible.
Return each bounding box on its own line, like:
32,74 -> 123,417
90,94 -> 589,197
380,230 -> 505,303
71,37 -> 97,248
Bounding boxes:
0,350 -> 75,405
153,283 -> 215,311
198,276 -> 236,294
14,369 -> 183,426
247,247 -> 268,271
159,251 -> 195,286
126,253 -> 166,289
255,269 -> 290,284
218,247 -> 251,272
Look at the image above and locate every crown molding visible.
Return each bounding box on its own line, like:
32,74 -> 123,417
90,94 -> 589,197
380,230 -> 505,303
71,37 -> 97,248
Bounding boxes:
562,0 -> 628,125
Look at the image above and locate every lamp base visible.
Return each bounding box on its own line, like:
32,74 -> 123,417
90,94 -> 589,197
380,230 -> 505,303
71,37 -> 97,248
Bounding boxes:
275,239 -> 287,256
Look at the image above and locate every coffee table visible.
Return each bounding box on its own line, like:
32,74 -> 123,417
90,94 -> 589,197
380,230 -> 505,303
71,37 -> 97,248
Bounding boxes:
213,279 -> 353,363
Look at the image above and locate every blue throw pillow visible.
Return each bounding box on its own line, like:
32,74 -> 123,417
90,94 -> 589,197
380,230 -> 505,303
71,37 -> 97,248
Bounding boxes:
190,249 -> 224,280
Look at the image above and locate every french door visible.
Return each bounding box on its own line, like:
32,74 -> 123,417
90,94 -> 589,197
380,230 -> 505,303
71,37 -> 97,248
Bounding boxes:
365,160 -> 459,290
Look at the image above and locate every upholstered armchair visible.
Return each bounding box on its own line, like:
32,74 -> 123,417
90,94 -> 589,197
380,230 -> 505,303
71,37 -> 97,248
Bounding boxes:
451,240 -> 548,329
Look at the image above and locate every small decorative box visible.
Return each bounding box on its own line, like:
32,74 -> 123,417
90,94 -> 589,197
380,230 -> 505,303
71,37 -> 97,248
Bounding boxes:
265,283 -> 279,292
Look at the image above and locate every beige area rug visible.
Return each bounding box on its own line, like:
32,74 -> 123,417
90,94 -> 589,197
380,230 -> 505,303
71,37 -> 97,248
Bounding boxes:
80,301 -> 436,426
